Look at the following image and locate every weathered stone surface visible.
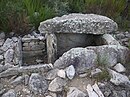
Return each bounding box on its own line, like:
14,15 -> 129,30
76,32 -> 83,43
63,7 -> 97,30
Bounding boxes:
11,76 -> 25,86
39,13 -> 118,34
65,65 -> 75,80
0,64 -> 53,78
46,69 -> 58,80
1,38 -> 14,51
101,34 -> 120,45
86,45 -> 130,66
108,69 -> 130,87
57,69 -> 66,78
29,73 -> 48,94
113,63 -> 126,73
67,87 -> 87,97
86,84 -> 98,97
13,38 -> 22,66
4,49 -> 14,64
54,48 -> 97,73
48,77 -> 67,92
2,89 -> 16,97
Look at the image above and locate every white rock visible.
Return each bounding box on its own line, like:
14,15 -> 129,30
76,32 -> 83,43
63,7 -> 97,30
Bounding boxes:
57,69 -> 66,78
0,55 -> 3,60
113,63 -> 126,73
86,84 -> 98,97
92,83 -> 104,97
48,77 -> 67,92
66,65 -> 75,80
67,87 -> 87,97
108,69 -> 130,86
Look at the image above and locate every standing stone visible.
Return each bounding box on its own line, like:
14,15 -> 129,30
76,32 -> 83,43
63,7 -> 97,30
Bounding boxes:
4,49 -> 14,64
67,87 -> 87,97
65,65 -> 75,80
13,37 -> 22,66
48,77 -> 67,92
29,73 -> 48,95
2,89 -> 16,97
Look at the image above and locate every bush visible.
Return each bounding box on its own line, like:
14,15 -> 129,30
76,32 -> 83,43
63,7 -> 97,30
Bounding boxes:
0,0 -> 30,34
23,0 -> 55,29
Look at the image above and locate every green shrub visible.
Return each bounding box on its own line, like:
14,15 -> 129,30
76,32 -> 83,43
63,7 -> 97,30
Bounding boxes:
23,0 -> 55,29
0,0 -> 30,33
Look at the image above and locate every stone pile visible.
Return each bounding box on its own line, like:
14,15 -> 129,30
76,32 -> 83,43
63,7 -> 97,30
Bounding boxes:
22,31 -> 46,65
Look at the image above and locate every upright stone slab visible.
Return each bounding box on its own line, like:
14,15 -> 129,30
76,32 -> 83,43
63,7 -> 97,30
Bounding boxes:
39,13 -> 118,63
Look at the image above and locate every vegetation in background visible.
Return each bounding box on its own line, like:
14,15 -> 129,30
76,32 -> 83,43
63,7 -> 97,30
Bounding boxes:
0,0 -> 129,34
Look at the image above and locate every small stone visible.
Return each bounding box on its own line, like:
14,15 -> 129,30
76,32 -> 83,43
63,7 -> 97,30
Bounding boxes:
91,68 -> 102,77
4,49 -> 14,64
0,55 -> 3,60
86,84 -> 98,97
1,38 -> 14,51
0,32 -> 5,39
46,69 -> 58,80
108,69 -> 130,87
12,37 -> 18,42
57,69 -> 66,78
113,63 -> 126,73
65,65 -> 75,80
11,76 -> 24,86
29,73 -> 48,94
67,87 -> 87,97
2,89 -> 16,97
48,77 -> 67,92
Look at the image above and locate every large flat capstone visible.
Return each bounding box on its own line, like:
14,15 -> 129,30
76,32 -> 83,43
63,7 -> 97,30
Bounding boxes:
39,13 -> 118,34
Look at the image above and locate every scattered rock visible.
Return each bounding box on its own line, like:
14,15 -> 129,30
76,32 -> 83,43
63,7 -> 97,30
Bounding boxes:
91,68 -> 102,77
48,77 -> 67,92
108,69 -> 130,87
92,83 -> 104,97
113,63 -> 126,73
86,84 -> 98,97
65,65 -> 75,80
46,69 -> 59,80
1,38 -> 14,51
11,76 -> 25,86
2,89 -> 16,97
67,87 -> 87,97
29,73 -> 48,94
57,69 -> 66,78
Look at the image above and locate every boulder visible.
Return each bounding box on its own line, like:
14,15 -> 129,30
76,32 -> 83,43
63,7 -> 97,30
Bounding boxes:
29,73 -> 48,94
48,77 -> 67,92
65,65 -> 75,80
2,89 -> 16,97
39,13 -> 118,34
86,45 -> 130,66
54,47 -> 97,73
67,87 -> 87,97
